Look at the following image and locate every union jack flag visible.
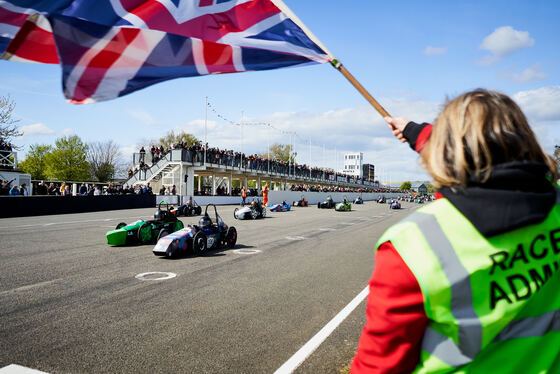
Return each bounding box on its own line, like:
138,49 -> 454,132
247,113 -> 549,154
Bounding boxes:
0,0 -> 330,103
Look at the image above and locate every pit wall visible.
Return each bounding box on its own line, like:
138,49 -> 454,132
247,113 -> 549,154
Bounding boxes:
159,191 -> 405,207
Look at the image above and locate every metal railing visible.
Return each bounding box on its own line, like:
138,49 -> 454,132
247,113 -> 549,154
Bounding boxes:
0,150 -> 17,170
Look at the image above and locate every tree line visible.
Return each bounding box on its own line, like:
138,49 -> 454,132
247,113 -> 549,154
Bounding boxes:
19,136 -> 123,182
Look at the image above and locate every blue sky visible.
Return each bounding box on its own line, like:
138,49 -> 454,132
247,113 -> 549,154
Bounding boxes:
1,0 -> 559,182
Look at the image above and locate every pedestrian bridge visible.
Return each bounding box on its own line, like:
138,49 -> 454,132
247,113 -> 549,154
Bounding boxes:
125,148 -> 378,199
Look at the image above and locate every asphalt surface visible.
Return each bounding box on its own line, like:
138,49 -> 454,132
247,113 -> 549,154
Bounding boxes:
0,200 -> 418,374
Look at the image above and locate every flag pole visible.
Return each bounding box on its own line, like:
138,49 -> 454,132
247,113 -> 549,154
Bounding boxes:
330,59 -> 390,118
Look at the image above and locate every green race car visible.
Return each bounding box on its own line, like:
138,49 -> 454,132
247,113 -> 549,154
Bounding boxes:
106,202 -> 184,245
335,197 -> 352,212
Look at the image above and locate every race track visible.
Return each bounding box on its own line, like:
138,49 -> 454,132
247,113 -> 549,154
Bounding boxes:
0,201 -> 418,374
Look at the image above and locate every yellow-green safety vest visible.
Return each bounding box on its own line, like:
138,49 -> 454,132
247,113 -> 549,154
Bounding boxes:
378,196 -> 560,373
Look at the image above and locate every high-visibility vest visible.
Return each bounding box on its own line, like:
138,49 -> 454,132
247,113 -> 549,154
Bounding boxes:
242,189 -> 246,198
377,196 -> 560,373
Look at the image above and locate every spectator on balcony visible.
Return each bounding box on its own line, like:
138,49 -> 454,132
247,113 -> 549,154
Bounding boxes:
171,185 -> 176,195
63,185 -> 71,196
139,146 -> 146,162
159,186 -> 166,195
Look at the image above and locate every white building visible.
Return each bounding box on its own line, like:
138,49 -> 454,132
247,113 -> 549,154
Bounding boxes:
342,152 -> 363,178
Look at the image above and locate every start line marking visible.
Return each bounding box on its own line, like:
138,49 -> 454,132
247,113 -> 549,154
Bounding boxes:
285,236 -> 305,241
0,364 -> 49,373
233,249 -> 262,255
274,286 -> 369,374
135,272 -> 177,281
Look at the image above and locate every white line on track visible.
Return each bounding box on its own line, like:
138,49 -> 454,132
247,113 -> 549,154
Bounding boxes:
0,216 -> 153,230
340,222 -> 355,225
0,364 -> 49,373
285,236 -> 305,241
0,279 -> 60,297
318,228 -> 336,231
274,286 -> 369,374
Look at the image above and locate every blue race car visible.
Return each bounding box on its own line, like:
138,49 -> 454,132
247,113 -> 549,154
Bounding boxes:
270,201 -> 291,212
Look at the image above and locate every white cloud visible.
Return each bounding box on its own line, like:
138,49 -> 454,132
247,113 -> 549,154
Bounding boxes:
500,63 -> 548,83
478,26 -> 534,65
513,86 -> 560,121
59,128 -> 74,136
513,86 -> 560,152
423,46 -> 447,56
20,123 -> 55,137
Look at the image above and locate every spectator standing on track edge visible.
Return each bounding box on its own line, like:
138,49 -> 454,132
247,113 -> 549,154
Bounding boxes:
351,89 -> 560,373
241,186 -> 247,206
262,183 -> 269,206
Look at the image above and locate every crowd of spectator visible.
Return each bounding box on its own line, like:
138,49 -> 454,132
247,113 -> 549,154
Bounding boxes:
290,184 -> 405,194
129,141 -> 376,187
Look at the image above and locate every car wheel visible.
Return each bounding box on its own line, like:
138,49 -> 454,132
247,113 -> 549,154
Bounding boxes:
193,232 -> 207,255
195,207 -> 202,215
137,223 -> 152,244
234,208 -> 239,219
166,240 -> 178,258
317,203 -> 321,208
157,229 -> 169,242
251,209 -> 258,220
225,227 -> 237,249
116,222 -> 126,229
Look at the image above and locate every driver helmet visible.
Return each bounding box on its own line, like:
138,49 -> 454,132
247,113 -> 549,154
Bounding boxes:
199,214 -> 212,229
154,209 -> 164,220
327,196 -> 333,201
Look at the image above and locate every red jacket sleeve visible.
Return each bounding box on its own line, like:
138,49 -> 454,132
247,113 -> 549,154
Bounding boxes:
402,122 -> 433,153
351,241 -> 428,374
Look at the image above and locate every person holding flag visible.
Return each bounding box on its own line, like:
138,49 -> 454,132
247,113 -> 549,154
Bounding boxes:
351,89 -> 560,373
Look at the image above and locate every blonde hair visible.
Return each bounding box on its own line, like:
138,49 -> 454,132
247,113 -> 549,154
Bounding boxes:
422,89 -> 558,188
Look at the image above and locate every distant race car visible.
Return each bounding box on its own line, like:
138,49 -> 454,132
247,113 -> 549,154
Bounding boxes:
354,196 -> 364,204
153,204 -> 237,258
106,202 -> 184,245
293,195 -> 309,207
171,199 -> 202,217
390,200 -> 402,209
270,201 -> 291,212
335,197 -> 352,211
317,196 -> 336,209
377,196 -> 386,203
234,200 -> 267,219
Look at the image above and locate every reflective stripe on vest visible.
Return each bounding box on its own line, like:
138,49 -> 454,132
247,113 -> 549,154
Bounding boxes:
404,212 -> 482,361
379,194 -> 560,372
